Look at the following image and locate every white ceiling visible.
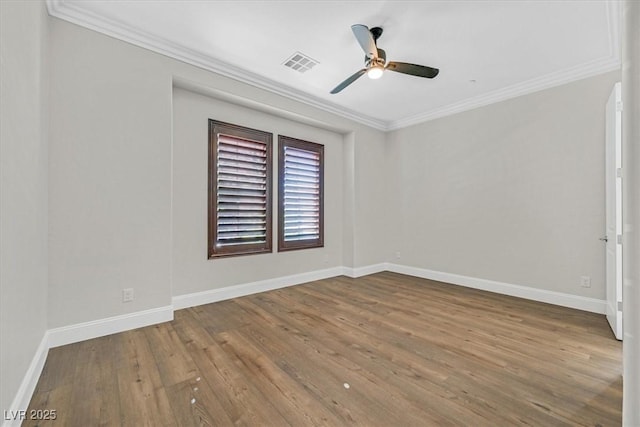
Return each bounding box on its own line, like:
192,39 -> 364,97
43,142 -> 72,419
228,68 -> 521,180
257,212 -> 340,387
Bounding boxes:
47,0 -> 620,130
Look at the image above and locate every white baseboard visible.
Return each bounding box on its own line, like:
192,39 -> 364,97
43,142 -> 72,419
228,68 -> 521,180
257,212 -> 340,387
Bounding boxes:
342,263 -> 387,278
47,305 -> 174,348
386,263 -> 606,314
45,265 -> 604,347
174,263 -> 605,314
2,332 -> 49,427
172,266 -> 344,310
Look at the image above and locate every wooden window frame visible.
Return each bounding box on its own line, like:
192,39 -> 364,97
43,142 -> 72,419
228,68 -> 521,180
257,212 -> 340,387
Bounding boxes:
278,135 -> 324,252
208,120 -> 273,259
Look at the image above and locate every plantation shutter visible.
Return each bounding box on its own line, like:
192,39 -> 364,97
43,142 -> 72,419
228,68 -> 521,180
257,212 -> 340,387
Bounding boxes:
209,121 -> 272,258
278,136 -> 324,251
217,134 -> 268,246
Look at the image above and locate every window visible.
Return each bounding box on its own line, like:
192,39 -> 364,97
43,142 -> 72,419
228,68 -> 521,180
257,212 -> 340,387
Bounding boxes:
278,136 -> 324,251
208,120 -> 272,258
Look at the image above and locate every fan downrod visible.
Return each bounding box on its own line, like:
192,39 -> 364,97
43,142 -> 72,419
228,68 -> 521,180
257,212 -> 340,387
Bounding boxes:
370,26 -> 383,42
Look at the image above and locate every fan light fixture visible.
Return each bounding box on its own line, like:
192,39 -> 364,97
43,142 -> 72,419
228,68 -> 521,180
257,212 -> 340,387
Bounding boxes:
367,65 -> 384,79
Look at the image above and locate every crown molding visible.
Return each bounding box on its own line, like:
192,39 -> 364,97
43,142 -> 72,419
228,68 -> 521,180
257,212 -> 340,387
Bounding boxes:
386,0 -> 622,130
387,56 -> 621,130
46,0 -> 621,132
386,0 -> 622,131
45,0 -> 387,131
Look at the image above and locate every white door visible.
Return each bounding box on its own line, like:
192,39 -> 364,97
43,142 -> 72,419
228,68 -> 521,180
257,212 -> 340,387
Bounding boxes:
605,82 -> 623,340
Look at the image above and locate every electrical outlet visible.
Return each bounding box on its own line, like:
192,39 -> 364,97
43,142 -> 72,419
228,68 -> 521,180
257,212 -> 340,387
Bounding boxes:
580,276 -> 591,288
122,288 -> 134,302
395,251 -> 401,259
323,254 -> 329,263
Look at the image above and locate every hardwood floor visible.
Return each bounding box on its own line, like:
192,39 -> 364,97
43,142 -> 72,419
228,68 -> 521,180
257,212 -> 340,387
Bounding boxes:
26,272 -> 622,426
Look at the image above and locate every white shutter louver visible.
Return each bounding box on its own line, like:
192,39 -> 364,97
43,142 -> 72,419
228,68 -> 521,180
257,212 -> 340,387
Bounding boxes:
209,121 -> 272,258
283,146 -> 320,241
278,136 -> 324,251
217,134 -> 268,247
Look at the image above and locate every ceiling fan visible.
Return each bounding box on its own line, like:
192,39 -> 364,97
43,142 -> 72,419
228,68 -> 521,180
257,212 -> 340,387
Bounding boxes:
330,24 -> 439,94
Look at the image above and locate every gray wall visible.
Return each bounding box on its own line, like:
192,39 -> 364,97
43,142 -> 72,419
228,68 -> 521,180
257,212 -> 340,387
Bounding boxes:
0,0 -> 49,413
172,88 -> 344,294
47,16 -> 388,328
48,15 -> 174,327
622,1 -> 640,424
386,71 -> 620,299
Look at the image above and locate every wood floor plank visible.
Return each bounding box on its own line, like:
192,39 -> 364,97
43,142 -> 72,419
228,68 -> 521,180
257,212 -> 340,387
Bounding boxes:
248,287 -> 557,426
67,336 -> 121,426
213,327 -> 346,426
24,344 -> 79,427
315,276 -> 620,381
233,321 -> 404,426
234,296 -> 488,426
143,322 -> 199,387
164,376 -> 232,427
171,308 -> 290,426
190,300 -> 253,334
25,272 -> 622,426
115,329 -> 178,427
292,276 -> 621,425
23,384 -> 73,427
208,299 -> 407,425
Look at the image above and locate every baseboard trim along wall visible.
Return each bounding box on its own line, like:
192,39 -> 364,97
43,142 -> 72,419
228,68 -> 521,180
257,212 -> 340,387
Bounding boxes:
3,334 -> 50,427
47,305 -> 174,349
172,263 -> 605,314
172,266 -> 344,310
386,263 -> 606,314
342,263 -> 387,278
37,263 -> 606,352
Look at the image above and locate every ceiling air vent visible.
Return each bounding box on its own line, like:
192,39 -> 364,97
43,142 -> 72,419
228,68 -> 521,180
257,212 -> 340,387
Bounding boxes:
283,52 -> 318,73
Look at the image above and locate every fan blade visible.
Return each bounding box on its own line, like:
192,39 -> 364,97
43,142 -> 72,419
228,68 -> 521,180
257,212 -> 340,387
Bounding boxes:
386,62 -> 439,78
351,24 -> 377,59
330,69 -> 367,94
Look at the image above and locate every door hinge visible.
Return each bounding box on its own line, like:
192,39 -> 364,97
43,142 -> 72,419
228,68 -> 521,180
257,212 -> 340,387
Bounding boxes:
616,101 -> 623,112
617,234 -> 623,245
618,301 -> 623,312
616,168 -> 622,178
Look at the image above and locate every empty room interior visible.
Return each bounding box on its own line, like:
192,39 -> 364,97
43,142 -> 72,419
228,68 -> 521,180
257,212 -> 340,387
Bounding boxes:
2,0 -> 640,426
